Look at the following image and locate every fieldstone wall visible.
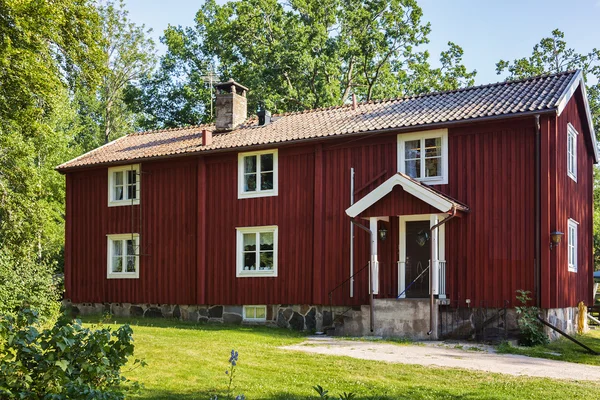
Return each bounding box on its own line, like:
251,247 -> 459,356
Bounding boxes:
65,301 -> 354,333
542,307 -> 586,340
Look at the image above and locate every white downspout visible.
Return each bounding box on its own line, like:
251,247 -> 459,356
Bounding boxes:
369,217 -> 379,295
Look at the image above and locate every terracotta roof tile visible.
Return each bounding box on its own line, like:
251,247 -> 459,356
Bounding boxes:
57,70 -> 577,171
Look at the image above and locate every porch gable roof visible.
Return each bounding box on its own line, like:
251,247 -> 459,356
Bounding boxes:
345,173 -> 469,218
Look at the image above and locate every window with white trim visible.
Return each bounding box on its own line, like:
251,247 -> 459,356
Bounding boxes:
108,164 -> 140,206
398,129 -> 448,185
238,149 -> 278,199
568,219 -> 578,273
567,123 -> 578,182
107,234 -> 140,279
236,226 -> 278,277
243,305 -> 267,321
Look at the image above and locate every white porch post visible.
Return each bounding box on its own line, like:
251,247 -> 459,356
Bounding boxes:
369,217 -> 379,295
430,214 -> 439,296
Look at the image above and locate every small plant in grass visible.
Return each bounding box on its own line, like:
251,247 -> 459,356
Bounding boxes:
313,385 -> 356,399
515,290 -> 549,346
211,349 -> 245,400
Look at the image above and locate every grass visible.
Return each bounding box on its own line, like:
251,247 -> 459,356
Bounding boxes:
83,317 -> 600,399
497,328 -> 600,366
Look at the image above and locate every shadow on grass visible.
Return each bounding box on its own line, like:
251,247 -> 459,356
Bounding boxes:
136,389 -> 486,400
79,315 -> 307,339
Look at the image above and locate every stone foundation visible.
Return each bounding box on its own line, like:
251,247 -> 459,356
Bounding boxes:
541,307 -> 586,340
65,300 -> 584,341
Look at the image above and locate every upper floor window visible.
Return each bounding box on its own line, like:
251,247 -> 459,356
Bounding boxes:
568,219 -> 578,273
108,164 -> 140,207
567,123 -> 578,182
236,226 -> 278,277
107,233 -> 139,279
238,149 -> 278,199
398,129 -> 448,185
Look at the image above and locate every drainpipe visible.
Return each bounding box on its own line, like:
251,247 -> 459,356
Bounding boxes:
534,115 -> 541,306
350,218 -> 375,333
428,207 -> 457,338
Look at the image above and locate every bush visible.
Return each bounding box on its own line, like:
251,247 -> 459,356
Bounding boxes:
515,290 -> 549,346
0,307 -> 143,399
0,250 -> 60,319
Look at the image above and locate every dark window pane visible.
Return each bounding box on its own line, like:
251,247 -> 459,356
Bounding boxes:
259,251 -> 273,270
244,155 -> 257,173
260,153 -> 273,171
244,253 -> 256,270
128,170 -> 137,184
244,174 -> 257,192
127,184 -> 137,200
425,158 -> 441,177
260,232 -> 274,250
425,137 -> 441,157
404,140 -> 420,159
126,256 -> 136,272
405,159 -> 420,178
114,186 -> 123,201
112,256 -> 123,273
260,172 -> 273,190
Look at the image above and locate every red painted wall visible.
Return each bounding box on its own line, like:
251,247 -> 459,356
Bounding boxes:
64,99 -> 594,308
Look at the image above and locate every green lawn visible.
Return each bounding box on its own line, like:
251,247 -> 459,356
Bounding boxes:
84,317 -> 600,399
497,328 -> 600,366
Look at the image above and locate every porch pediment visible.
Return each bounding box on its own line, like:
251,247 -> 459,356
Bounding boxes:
345,173 -> 469,218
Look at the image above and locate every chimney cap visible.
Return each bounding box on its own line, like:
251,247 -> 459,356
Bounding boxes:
214,79 -> 249,94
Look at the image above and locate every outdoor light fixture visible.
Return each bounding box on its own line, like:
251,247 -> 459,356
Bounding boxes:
550,231 -> 564,250
416,230 -> 429,247
378,226 -> 388,241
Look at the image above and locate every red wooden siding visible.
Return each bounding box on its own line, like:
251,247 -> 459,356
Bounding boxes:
546,88 -> 594,308
64,107 -> 593,308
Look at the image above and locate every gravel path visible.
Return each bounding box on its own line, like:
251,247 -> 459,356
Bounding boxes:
281,337 -> 600,381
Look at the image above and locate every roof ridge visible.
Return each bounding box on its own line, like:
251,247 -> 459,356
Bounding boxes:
131,123 -> 213,136
271,70 -> 578,118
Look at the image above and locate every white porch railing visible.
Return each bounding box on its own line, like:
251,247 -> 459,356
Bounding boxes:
397,260 -> 446,298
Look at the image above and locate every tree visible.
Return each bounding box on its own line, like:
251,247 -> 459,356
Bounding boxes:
130,0 -> 476,129
496,29 -> 600,270
73,0 -> 156,150
0,0 -> 104,271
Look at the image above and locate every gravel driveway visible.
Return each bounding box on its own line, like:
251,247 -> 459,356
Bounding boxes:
281,337 -> 600,381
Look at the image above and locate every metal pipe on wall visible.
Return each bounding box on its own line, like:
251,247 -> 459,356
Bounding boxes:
350,218 -> 375,333
350,168 -> 355,298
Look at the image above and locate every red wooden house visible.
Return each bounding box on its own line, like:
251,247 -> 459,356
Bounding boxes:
58,71 -> 597,339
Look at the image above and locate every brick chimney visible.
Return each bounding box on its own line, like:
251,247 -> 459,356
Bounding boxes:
214,79 -> 248,131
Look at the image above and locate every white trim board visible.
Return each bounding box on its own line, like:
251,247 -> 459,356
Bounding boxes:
345,173 -> 460,218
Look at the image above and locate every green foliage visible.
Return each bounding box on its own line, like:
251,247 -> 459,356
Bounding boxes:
313,385 -> 356,399
515,290 -> 549,347
131,0 -> 476,129
0,251 -> 60,318
0,307 -> 143,399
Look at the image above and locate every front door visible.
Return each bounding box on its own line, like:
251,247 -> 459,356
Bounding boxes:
404,220 -> 430,298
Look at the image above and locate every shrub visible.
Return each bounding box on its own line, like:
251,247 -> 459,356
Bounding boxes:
515,290 -> 549,346
0,250 -> 60,319
0,307 -> 143,399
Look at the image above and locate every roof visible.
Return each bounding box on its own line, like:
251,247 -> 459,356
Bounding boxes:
345,173 -> 469,218
57,70 -> 596,171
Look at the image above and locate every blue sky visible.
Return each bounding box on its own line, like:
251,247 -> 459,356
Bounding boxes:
125,0 -> 600,85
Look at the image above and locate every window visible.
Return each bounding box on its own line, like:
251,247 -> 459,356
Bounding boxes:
567,123 -> 578,182
108,164 -> 140,206
107,234 -> 140,279
236,226 -> 278,277
398,129 -> 448,185
568,219 -> 578,273
238,149 -> 278,198
243,305 -> 267,321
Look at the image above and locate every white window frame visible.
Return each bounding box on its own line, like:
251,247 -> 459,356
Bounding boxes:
106,233 -> 140,279
243,305 -> 267,322
236,226 -> 278,277
237,149 -> 278,199
397,129 -> 449,185
568,219 -> 578,273
108,164 -> 140,207
567,123 -> 578,182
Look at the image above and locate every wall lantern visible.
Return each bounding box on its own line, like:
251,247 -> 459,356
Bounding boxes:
416,230 -> 429,247
550,231 -> 564,250
378,226 -> 388,241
